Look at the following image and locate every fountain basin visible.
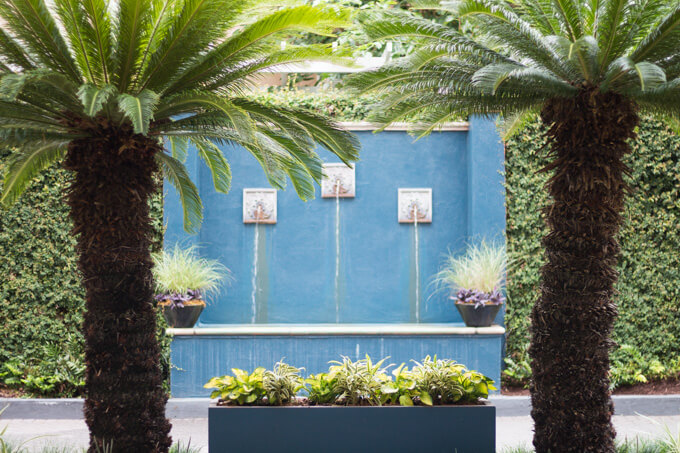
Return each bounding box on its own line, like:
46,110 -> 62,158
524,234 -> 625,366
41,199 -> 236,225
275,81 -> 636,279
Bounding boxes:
167,323 -> 505,397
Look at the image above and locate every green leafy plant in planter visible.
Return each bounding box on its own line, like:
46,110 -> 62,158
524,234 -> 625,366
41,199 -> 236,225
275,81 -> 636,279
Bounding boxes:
205,368 -> 267,406
379,363 -> 432,407
305,372 -> 340,405
152,245 -> 229,328
434,242 -> 508,327
411,355 -> 496,404
329,355 -> 391,406
205,361 -> 305,406
263,361 -> 305,405
206,355 -> 495,407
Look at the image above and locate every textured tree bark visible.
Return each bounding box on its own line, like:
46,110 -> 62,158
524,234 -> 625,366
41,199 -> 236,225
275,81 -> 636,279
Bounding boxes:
530,90 -> 639,453
64,120 -> 172,453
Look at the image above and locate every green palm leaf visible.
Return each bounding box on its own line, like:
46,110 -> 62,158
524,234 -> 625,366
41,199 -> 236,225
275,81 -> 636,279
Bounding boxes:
77,83 -> 117,117
156,151 -> 202,234
0,1 -> 360,234
192,137 -> 232,194
1,141 -> 67,206
0,0 -> 80,81
117,89 -> 160,134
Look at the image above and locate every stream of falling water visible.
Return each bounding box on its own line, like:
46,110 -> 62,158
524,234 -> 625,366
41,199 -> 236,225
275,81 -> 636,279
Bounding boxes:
335,179 -> 341,323
413,206 -> 420,323
250,214 -> 260,324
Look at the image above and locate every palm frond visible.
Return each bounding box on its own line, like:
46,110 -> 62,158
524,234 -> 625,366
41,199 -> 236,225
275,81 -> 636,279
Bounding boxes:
136,0 -> 245,92
1,140 -> 67,206
191,137 -> 232,194
165,5 -> 352,94
117,89 -> 159,134
54,0 -> 98,83
77,83 -> 116,117
596,0 -> 631,70
156,151 -> 203,234
0,0 -> 80,81
552,0 -> 584,40
497,107 -> 540,141
0,28 -> 36,71
113,0 -> 151,91
631,5 -> 680,64
601,56 -> 667,92
80,0 -> 114,84
167,135 -> 189,162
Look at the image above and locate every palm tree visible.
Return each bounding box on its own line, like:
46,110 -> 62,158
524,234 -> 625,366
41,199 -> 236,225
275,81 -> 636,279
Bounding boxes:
348,1 -> 680,451
0,1 -> 358,451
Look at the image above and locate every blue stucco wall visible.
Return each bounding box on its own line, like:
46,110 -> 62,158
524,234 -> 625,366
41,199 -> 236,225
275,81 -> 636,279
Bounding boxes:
171,333 -> 504,398
164,119 -> 505,325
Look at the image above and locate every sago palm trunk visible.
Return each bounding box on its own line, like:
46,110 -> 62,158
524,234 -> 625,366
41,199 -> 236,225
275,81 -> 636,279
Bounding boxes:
529,90 -> 639,453
64,118 -> 172,453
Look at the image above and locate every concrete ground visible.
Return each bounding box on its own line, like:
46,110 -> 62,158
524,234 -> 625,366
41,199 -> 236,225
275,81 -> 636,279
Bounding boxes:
2,415 -> 679,452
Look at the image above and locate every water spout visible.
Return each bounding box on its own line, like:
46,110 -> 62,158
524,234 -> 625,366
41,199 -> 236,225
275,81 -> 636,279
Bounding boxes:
413,205 -> 420,323
335,179 -> 341,323
250,205 -> 262,324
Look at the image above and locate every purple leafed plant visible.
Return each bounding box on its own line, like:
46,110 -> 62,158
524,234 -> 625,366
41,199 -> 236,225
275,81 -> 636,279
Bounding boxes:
456,288 -> 505,309
155,289 -> 203,309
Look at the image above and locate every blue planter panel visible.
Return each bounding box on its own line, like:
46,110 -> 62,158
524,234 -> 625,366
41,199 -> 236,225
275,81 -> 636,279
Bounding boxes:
209,405 -> 496,453
170,332 -> 503,397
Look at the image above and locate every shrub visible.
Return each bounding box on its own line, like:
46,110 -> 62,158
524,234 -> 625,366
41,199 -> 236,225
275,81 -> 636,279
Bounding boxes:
610,345 -> 676,389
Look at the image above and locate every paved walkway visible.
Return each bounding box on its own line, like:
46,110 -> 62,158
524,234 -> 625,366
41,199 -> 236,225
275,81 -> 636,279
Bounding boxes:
2,415 -> 679,452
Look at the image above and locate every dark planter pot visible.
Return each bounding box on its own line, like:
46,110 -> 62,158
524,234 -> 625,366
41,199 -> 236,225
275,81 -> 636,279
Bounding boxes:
161,302 -> 204,328
209,404 -> 495,453
455,300 -> 501,327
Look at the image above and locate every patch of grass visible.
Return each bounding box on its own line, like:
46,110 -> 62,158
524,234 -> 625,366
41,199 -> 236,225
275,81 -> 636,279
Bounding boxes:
502,435 -> 679,453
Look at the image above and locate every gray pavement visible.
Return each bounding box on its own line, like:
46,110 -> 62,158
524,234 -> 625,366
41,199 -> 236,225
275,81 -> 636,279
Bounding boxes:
3,415 -> 679,452
1,396 -> 679,452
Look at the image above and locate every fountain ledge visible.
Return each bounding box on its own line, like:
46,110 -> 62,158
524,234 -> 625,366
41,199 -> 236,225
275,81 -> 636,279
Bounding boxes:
167,323 -> 505,336
339,121 -> 468,131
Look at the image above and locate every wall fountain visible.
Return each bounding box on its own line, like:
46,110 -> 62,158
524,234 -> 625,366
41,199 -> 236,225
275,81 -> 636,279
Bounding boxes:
322,164 -> 355,322
243,189 -> 277,323
398,188 -> 432,322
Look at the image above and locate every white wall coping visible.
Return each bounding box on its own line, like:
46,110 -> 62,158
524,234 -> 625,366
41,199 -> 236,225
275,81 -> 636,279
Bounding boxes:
167,323 -> 505,336
338,121 -> 469,131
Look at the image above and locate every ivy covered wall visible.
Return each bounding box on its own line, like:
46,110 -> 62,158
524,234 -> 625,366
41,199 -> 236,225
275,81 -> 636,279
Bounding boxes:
0,148 -> 165,396
504,116 -> 680,381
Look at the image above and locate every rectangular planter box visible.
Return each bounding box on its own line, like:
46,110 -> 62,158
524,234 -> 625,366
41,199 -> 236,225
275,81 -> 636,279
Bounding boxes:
209,403 -> 495,453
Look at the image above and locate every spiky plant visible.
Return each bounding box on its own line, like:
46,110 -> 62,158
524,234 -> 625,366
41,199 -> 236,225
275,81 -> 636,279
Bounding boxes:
152,244 -> 229,301
433,241 -> 507,294
348,1 -> 680,451
0,1 -> 359,451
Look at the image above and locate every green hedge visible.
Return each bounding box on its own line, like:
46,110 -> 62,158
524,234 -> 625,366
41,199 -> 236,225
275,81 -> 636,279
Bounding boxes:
249,89 -> 380,122
0,148 -> 166,397
504,116 -> 680,385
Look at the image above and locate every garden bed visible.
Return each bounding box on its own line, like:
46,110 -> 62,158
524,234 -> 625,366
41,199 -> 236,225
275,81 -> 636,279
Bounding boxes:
503,377 -> 680,396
